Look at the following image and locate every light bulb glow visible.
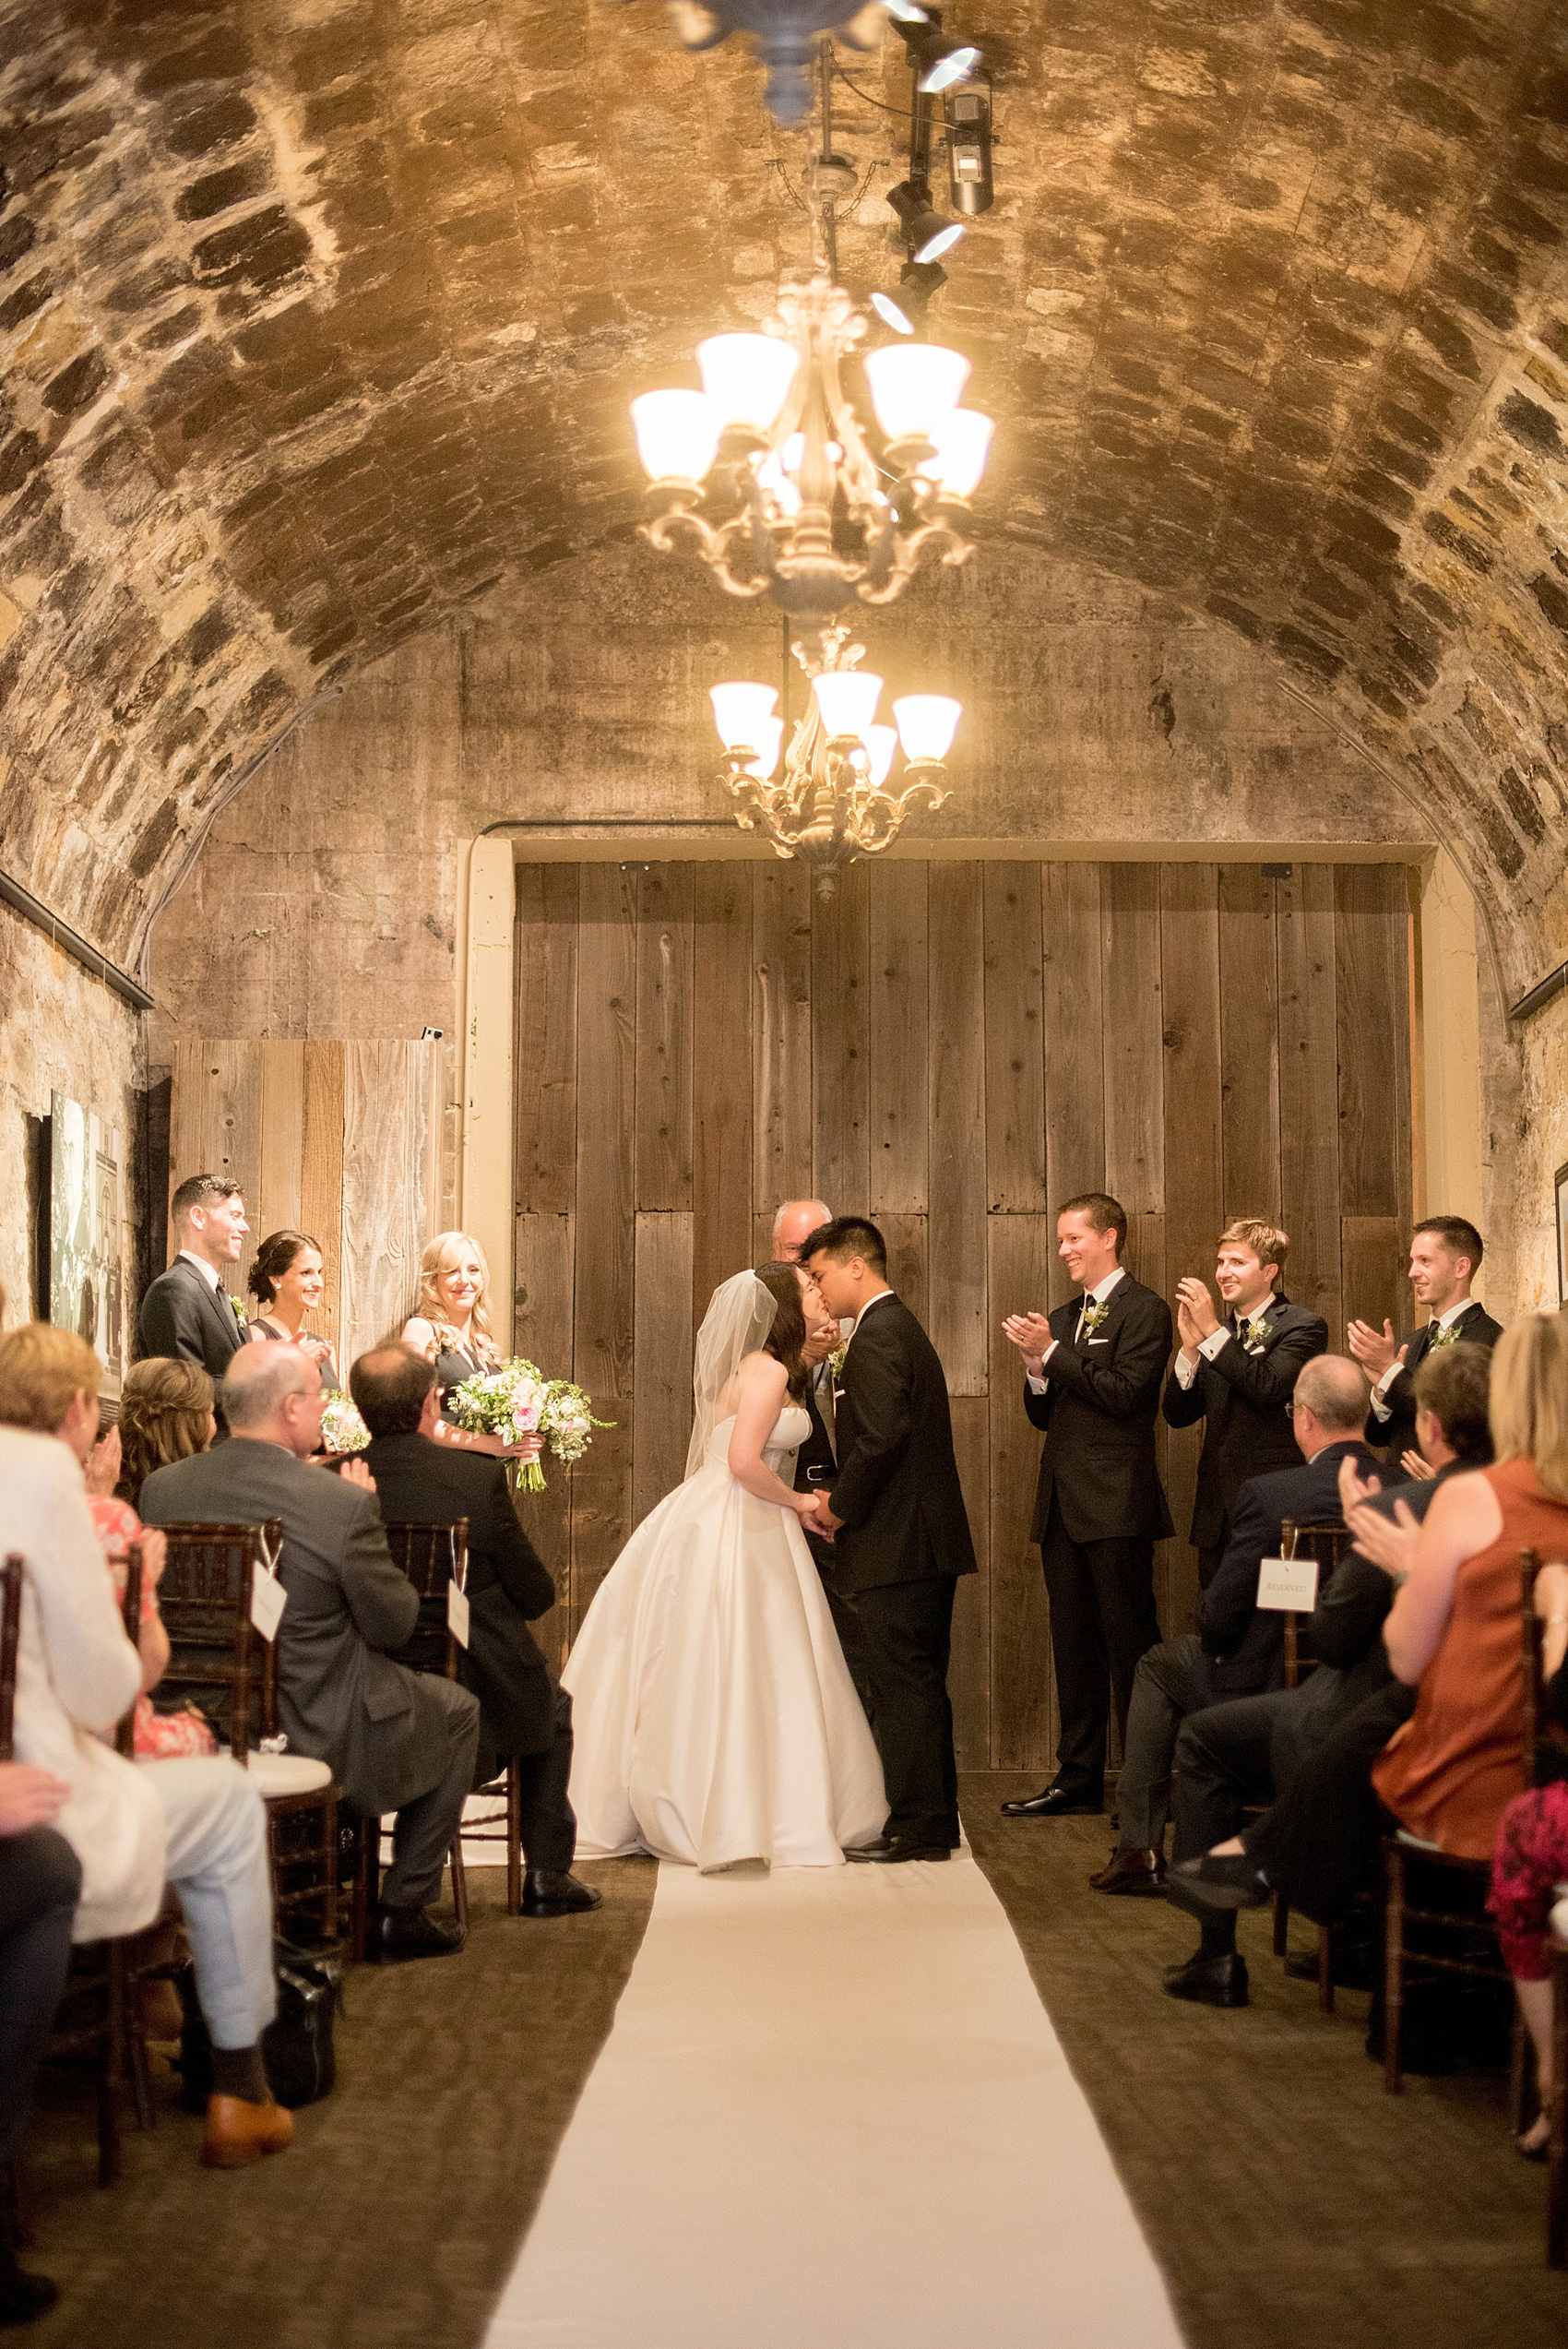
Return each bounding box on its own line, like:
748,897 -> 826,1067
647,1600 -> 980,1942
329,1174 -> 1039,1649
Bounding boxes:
871,291 -> 916,336
710,681 -> 778,752
914,218 -> 966,264
894,694 -> 961,765
862,344 -> 970,444
695,334 -> 800,435
918,45 -> 980,93
915,408 -> 994,500
745,718 -> 784,779
632,388 -> 720,483
813,669 -> 884,740
865,725 -> 898,789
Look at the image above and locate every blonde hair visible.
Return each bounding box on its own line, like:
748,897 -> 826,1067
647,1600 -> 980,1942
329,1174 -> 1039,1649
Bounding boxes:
1489,1314 -> 1568,1500
412,1232 -> 500,1369
116,1357 -> 214,1504
0,1323 -> 101,1434
1218,1218 -> 1289,1279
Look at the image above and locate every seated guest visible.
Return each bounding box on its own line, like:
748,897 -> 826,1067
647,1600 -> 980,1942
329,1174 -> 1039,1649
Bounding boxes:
1090,1354 -> 1377,1898
244,1231 -> 339,1389
140,1344 -> 481,1962
0,1761 -> 79,2321
134,1175 -> 250,1411
0,1326 -> 289,2172
343,1343 -> 600,1918
115,1357 -> 217,1508
1490,1558 -> 1568,2159
1163,1343 -> 1494,2005
77,1414 -> 218,1761
1163,1218 -> 1327,1589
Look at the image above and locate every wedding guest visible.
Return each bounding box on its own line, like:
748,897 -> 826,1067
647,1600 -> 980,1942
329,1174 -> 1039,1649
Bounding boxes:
1348,1216 -> 1501,1466
0,1324 -> 290,2170
134,1175 -> 250,1413
0,1763 -> 79,2322
998,1193 -> 1173,1820
245,1230 -> 339,1389
400,1231 -> 537,1461
342,1341 -> 601,1918
140,1343 -> 481,1962
1091,1354 -> 1377,1911
114,1356 -> 217,1509
772,1198 -> 833,1263
1490,1558 -> 1568,2158
81,1423 -> 218,1761
1162,1218 -> 1327,1588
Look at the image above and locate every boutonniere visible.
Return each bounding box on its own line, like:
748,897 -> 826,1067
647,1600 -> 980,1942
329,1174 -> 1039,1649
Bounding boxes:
1081,1301 -> 1111,1335
1241,1313 -> 1271,1353
829,1340 -> 849,1379
1428,1319 -> 1459,1348
230,1295 -> 249,1328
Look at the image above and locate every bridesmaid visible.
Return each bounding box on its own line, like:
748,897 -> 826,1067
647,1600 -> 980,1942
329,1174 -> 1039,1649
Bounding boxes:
245,1230 -> 340,1389
400,1230 -> 538,1461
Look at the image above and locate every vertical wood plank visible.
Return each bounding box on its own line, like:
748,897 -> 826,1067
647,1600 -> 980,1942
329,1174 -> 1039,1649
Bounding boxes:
867,863 -> 930,1216
170,1043 -> 264,1267
987,1212 -> 1057,1772
514,1210 -> 575,1672
693,863 -> 754,1319
633,1210 -> 695,1525
300,1040 -> 346,1359
947,1394 -> 991,1771
879,1210 -> 929,1327
572,865 -> 636,1630
341,1043 -> 427,1366
1101,863 -> 1165,1306
983,863 -> 1047,1211
1159,866 -> 1221,1629
515,864 -> 579,1215
1218,865 -> 1281,1222
812,864 -> 871,1218
751,862 -> 814,1228
927,863 -> 987,1395
1335,864 -> 1413,1221
1041,864 -> 1104,1308
1341,1215 -> 1405,1353
1277,864 -> 1343,1340
635,864 -> 694,1213
256,1041 -> 304,1245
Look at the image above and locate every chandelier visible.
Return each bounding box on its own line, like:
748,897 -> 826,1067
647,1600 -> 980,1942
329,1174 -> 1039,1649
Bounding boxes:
708,625 -> 960,894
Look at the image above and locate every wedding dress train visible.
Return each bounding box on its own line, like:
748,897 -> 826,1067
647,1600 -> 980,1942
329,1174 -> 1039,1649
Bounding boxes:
562,1404 -> 887,1870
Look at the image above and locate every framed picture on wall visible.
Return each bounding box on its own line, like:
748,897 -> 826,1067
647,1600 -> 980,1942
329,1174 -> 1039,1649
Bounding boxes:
48,1091 -> 125,1396
1557,1163 -> 1568,1306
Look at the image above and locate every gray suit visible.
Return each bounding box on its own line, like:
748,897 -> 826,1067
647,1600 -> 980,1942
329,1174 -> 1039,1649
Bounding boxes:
139,1437 -> 480,1911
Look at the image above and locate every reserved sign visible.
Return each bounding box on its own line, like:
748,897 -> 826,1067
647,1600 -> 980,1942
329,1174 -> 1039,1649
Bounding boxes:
1257,1554 -> 1320,1613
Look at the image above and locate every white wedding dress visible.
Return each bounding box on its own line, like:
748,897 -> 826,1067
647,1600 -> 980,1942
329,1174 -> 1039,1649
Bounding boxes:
562,1395 -> 888,1871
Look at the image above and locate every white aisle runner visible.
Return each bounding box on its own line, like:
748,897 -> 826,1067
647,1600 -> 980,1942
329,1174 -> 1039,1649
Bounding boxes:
485,1852 -> 1184,2349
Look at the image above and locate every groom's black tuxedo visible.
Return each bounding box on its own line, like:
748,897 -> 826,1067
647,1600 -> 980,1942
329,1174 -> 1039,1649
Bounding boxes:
827,1292 -> 977,1849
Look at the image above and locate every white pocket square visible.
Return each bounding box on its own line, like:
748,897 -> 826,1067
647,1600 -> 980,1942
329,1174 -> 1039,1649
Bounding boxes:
1087,1337 -> 1111,1346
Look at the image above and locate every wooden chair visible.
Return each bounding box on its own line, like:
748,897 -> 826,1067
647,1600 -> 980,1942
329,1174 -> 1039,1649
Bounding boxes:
1271,1521 -> 1355,1985
1382,1547 -> 1545,2095
156,1521 -> 341,1945
342,1520 -> 482,1955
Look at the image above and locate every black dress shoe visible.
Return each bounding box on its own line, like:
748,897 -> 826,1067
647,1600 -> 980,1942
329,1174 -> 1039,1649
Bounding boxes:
1088,1846 -> 1167,1896
1161,1950 -> 1249,2008
1165,1854 -> 1271,1914
522,1868 -> 603,1916
374,1904 -> 466,1962
1000,1784 -> 1104,1819
845,1836 -> 951,1864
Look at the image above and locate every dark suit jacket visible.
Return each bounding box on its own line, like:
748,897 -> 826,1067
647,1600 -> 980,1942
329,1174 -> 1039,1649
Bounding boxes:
139,1437 -> 450,1819
1365,1303 -> 1503,1462
1160,1294 -> 1328,1549
1026,1273 -> 1174,1544
1196,1437 -> 1383,1700
791,1372 -> 838,1577
827,1294 -> 978,1596
351,1432 -> 558,1761
135,1255 -> 245,1383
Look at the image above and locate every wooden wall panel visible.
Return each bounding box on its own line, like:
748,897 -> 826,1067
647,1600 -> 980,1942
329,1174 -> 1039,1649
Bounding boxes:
947,1394 -> 991,1770
633,1211 -> 695,1525
1159,867 -> 1222,1636
1042,863 -> 1103,1309
513,1211 -> 575,1671
300,1040 -> 346,1350
341,1042 -> 431,1364
693,864 -> 754,1318
515,864 -> 578,1215
879,1210 -> 929,1327
255,1041 -> 305,1243
868,862 -> 929,1216
1277,865 -> 1343,1340
987,1212 -> 1055,1772
1334,865 -> 1413,1335
1218,865 -> 1281,1222
635,865 -> 693,1213
752,863 -> 814,1232
571,866 -> 637,1626
982,863 -> 1046,1212
169,1041 -> 265,1261
927,864 -> 987,1395
812,864 -> 870,1218
1101,864 -> 1165,1302
1341,1215 -> 1405,1354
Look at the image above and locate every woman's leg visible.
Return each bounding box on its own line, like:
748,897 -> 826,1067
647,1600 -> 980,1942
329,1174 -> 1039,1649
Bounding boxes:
1490,1780 -> 1568,2148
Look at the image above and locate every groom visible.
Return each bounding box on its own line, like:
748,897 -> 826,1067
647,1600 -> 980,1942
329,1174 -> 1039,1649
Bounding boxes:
802,1217 -> 977,1863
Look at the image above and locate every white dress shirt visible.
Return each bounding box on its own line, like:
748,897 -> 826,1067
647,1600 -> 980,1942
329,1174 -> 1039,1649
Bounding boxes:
178,1247 -> 223,1291
1026,1266 -> 1125,1393
1171,1296 -> 1275,1389
1370,1298 -> 1472,1420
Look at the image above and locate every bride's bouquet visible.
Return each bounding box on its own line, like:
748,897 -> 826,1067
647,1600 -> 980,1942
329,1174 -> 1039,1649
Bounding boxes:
317,1393 -> 370,1455
446,1363 -> 613,1490
540,1379 -> 612,1468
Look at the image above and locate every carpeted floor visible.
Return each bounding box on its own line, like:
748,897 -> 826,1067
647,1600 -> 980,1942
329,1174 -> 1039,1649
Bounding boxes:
17,1783 -> 1568,2347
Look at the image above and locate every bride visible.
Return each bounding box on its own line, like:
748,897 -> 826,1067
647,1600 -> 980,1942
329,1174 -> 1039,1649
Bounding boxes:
562,1262 -> 887,1870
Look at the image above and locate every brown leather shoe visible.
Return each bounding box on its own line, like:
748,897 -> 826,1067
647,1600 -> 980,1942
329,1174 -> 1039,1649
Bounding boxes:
1088,1846 -> 1166,1896
200,2094 -> 295,2170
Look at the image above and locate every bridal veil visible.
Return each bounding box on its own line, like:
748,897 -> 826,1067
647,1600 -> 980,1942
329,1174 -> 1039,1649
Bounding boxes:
683,1270 -> 778,1480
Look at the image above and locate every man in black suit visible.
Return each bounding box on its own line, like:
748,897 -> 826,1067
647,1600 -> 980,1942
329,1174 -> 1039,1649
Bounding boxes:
802,1217 -> 978,1863
1162,1217 -> 1327,1588
135,1174 -> 250,1425
1088,1353 -> 1377,1897
1347,1215 -> 1501,1468
999,1191 -> 1173,1820
343,1344 -> 600,1919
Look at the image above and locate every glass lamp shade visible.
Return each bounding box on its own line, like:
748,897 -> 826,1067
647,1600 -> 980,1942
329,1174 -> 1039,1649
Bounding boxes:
710,681 -> 778,753
631,388 -> 721,483
744,718 -> 785,779
813,669 -> 884,741
696,335 -> 800,435
865,725 -> 898,789
916,408 -> 993,500
893,694 -> 961,765
862,344 -> 970,443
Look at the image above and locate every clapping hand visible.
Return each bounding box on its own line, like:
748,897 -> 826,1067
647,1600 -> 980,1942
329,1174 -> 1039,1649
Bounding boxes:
1174,1277 -> 1220,1344
339,1458 -> 377,1494
1337,1454 -> 1383,1517
1002,1313 -> 1053,1377
1346,1493 -> 1421,1580
1398,1449 -> 1436,1482
85,1424 -> 122,1499
1347,1318 -> 1404,1379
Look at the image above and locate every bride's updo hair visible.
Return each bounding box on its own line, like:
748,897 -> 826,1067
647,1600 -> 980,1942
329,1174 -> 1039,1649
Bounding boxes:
754,1260 -> 809,1396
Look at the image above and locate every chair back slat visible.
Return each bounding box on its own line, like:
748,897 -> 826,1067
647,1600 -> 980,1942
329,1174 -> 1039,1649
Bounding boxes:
383,1520 -> 469,1681
156,1519 -> 282,1759
114,1544 -> 144,1759
1281,1521 -> 1356,1688
0,1553 -> 22,1760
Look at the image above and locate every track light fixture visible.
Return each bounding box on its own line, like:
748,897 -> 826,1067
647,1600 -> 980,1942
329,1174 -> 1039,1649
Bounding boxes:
944,77 -> 993,215
899,21 -> 981,92
885,177 -> 964,265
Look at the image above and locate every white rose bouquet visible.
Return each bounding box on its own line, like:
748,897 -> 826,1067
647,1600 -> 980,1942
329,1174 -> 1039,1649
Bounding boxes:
447,1359 -> 550,1489
540,1379 -> 613,1469
318,1394 -> 370,1455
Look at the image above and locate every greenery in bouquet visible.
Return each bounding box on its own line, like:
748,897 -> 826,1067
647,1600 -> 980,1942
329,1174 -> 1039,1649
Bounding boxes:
540,1380 -> 613,1468
318,1394 -> 370,1455
448,1358 -> 550,1487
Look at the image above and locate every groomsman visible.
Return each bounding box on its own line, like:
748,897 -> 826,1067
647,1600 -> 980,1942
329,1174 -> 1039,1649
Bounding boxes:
1161,1218 -> 1327,1589
1347,1216 -> 1501,1468
136,1175 -> 250,1418
1000,1193 -> 1173,1819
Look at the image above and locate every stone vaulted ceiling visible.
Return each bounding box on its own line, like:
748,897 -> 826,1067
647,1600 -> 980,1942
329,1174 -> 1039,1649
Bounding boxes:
2,0 -> 1568,984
